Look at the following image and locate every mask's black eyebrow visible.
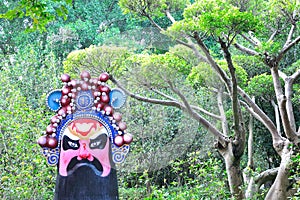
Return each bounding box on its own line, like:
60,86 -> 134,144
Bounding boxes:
62,135 -> 80,150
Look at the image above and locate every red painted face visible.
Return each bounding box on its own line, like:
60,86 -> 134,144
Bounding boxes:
59,118 -> 111,177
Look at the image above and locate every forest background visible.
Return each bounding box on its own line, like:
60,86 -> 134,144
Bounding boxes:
1,0 -> 300,199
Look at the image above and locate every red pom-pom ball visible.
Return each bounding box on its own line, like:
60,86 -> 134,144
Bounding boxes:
37,135 -> 48,147
81,71 -> 91,81
123,133 -> 133,144
47,137 -> 58,149
61,74 -> 71,82
114,135 -> 124,147
99,72 -> 110,82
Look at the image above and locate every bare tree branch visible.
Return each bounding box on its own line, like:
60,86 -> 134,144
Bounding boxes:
149,87 -> 177,101
291,69 -> 300,81
240,33 -> 258,46
110,76 -> 229,143
284,24 -> 296,48
166,80 -> 229,143
150,87 -> 221,120
233,43 -> 259,56
193,32 -> 232,91
238,87 -> 283,143
240,100 -> 264,123
247,103 -> 254,169
165,10 -> 175,23
277,36 -> 300,62
145,15 -> 164,32
271,100 -> 281,135
217,89 -> 229,135
110,76 -> 183,108
278,70 -> 288,80
187,40 -> 209,63
271,67 -> 297,141
268,30 -> 279,43
219,37 -> 245,143
190,105 -> 221,120
282,69 -> 300,133
246,31 -> 261,46
255,167 -> 279,188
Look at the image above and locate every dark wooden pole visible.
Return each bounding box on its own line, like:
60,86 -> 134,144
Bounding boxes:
54,167 -> 118,200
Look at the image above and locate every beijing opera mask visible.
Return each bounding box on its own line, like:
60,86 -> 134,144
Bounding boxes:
37,71 -> 133,176
59,118 -> 111,176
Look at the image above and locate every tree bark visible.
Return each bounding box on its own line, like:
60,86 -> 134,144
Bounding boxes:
220,143 -> 245,199
271,100 -> 281,135
270,67 -> 295,139
219,38 -> 246,159
217,88 -> 229,136
265,141 -> 292,199
243,105 -> 255,198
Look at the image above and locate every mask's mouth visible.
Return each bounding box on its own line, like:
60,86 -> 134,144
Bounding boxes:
67,156 -> 103,176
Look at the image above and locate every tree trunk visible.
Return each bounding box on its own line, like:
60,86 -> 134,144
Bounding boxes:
244,105 -> 255,198
220,143 -> 245,199
265,141 -> 292,199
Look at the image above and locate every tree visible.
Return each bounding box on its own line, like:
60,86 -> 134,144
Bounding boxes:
0,0 -> 71,31
117,0 -> 300,199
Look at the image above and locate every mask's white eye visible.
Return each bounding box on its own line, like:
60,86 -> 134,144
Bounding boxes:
89,134 -> 107,149
68,141 -> 78,148
90,141 -> 101,148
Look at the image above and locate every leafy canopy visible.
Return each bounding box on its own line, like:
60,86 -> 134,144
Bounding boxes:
0,0 -> 72,31
119,0 -> 189,17
169,0 -> 261,37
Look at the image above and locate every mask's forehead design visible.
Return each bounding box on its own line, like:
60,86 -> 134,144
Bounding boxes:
68,118 -> 105,139
38,71 -> 133,168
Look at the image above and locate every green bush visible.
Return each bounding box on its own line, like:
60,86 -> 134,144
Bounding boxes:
0,49 -> 60,199
118,151 -> 230,200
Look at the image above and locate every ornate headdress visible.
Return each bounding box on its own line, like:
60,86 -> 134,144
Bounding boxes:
37,71 -> 132,166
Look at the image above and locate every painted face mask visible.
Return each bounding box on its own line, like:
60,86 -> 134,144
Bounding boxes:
38,71 -> 133,199
59,118 -> 111,177
38,71 -> 133,173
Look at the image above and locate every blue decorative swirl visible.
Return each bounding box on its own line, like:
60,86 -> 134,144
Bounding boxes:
47,153 -> 59,166
112,144 -> 130,163
113,151 -> 125,163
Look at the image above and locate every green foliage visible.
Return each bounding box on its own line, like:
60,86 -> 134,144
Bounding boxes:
63,45 -> 132,78
119,151 -> 230,199
0,51 -> 59,198
169,0 -> 260,38
169,44 -> 203,67
124,51 -> 191,88
1,46 -> 63,107
255,40 -> 282,56
0,0 -> 71,32
268,0 -> 300,19
1,0 -> 300,199
232,55 -> 268,78
246,73 -> 277,101
187,62 -> 219,89
283,59 -> 300,76
289,146 -> 300,199
119,0 -> 189,18
252,0 -> 300,47
187,59 -> 248,89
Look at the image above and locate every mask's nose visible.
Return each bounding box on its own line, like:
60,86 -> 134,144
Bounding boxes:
78,142 -> 93,161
